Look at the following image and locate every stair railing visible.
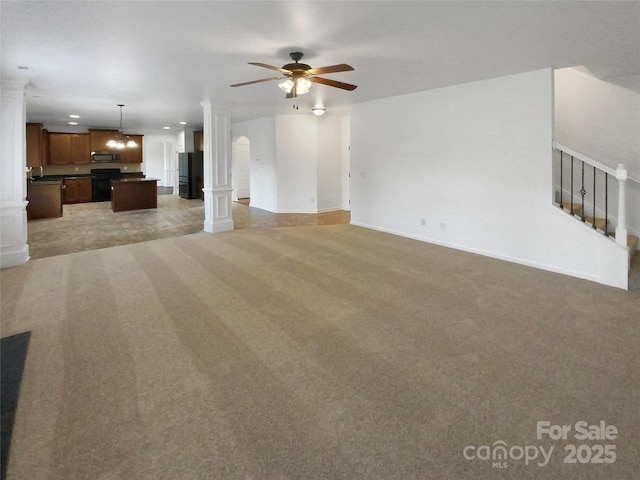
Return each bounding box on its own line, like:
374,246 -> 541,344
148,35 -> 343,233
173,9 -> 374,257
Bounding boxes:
553,142 -> 629,247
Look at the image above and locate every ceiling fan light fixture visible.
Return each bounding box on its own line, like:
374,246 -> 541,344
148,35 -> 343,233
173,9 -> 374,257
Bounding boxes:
311,107 -> 326,116
279,79 -> 294,93
296,77 -> 311,95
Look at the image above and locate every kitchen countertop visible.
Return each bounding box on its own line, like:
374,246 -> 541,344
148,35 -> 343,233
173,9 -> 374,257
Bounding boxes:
28,179 -> 63,185
112,178 -> 158,183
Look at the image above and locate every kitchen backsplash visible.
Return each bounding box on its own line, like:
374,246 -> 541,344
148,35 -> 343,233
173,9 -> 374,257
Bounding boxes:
42,164 -> 142,176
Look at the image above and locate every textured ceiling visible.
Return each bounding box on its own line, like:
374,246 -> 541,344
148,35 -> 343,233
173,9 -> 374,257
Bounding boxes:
2,1 -> 639,131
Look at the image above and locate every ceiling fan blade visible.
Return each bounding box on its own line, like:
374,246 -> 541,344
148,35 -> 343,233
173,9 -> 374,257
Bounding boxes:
230,76 -> 282,87
307,64 -> 354,75
310,77 -> 358,91
248,62 -> 291,74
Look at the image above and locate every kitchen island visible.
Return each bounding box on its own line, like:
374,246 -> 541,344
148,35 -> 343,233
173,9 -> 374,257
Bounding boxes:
27,180 -> 63,219
111,178 -> 158,212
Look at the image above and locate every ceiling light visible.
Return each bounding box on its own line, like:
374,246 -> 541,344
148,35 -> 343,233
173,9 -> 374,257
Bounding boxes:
69,122 -> 78,125
179,121 -> 187,125
163,126 -> 171,130
296,77 -> 311,95
279,79 -> 294,94
106,104 -> 138,149
69,114 -> 80,118
311,107 -> 326,116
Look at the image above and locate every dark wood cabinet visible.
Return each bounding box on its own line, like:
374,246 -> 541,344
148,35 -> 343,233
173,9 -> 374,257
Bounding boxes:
48,133 -> 70,165
89,129 -> 119,152
63,177 -> 92,203
111,179 -> 158,212
26,181 -> 63,219
26,123 -> 44,168
48,133 -> 90,165
119,135 -> 143,163
194,131 -> 203,152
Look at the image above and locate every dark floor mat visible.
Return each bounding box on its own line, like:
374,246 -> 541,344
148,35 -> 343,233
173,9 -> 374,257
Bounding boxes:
1,331 -> 31,480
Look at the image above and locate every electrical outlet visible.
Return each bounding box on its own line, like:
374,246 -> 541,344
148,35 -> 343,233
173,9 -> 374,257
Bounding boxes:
420,218 -> 426,226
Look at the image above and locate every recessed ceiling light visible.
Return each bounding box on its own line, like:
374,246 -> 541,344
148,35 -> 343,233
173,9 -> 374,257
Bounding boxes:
179,121 -> 187,125
69,122 -> 78,125
163,126 -> 170,130
69,114 -> 80,118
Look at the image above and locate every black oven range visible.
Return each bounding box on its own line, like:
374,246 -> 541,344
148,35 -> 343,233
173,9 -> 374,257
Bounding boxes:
90,168 -> 121,202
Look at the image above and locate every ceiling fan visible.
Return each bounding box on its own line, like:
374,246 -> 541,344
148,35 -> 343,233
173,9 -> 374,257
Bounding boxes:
230,52 -> 357,98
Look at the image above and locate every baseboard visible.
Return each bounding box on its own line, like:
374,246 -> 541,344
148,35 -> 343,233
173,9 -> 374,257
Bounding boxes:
204,220 -> 234,233
0,246 -> 29,269
349,220 -> 604,286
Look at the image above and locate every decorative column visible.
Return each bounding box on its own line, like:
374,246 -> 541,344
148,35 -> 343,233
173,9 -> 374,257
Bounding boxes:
1,79 -> 29,268
200,100 -> 234,233
615,163 -> 628,248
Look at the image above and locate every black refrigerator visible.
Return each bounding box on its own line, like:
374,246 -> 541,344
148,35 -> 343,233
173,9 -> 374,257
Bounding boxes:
178,152 -> 204,199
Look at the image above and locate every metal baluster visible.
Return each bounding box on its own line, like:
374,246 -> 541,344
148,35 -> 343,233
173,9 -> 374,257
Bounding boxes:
604,173 -> 609,236
580,161 -> 586,222
570,156 -> 574,215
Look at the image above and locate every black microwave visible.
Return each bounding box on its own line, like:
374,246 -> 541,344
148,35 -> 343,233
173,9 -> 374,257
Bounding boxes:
91,153 -> 120,163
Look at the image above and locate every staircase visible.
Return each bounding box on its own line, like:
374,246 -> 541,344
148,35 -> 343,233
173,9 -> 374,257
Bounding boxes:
554,142 -> 639,271
560,201 -> 638,263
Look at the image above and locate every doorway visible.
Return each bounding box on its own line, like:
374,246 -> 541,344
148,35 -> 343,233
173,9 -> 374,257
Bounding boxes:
232,136 -> 250,202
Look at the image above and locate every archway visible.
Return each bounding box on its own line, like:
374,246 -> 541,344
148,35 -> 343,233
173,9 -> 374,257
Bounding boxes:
232,136 -> 251,202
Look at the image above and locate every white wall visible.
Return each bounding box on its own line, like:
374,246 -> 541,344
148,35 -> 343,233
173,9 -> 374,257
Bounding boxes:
341,116 -> 351,211
275,116 -> 318,213
555,67 -> 640,179
233,114 -> 347,214
350,68 -> 629,289
233,117 -> 277,211
139,130 -> 181,187
317,116 -> 343,212
554,67 -> 640,242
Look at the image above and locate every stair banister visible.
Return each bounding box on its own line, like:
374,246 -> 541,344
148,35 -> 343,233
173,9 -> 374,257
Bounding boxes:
552,141 -> 616,176
615,164 -> 628,248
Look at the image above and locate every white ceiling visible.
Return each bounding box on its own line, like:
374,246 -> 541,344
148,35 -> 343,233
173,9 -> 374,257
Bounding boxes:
2,1 -> 639,132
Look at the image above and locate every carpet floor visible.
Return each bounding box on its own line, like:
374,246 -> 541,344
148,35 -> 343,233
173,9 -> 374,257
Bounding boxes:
1,224 -> 639,479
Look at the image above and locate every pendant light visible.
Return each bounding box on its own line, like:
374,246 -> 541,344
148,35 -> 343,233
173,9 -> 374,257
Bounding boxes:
106,104 -> 138,149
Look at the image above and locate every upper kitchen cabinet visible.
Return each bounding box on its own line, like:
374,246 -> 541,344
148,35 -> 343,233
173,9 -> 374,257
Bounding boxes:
26,123 -> 48,168
89,129 -> 118,153
118,135 -> 143,163
48,133 -> 91,165
194,131 -> 203,152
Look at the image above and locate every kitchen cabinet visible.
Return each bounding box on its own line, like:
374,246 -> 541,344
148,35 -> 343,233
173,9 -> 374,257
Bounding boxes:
48,133 -> 90,165
26,180 -> 63,219
26,123 -> 43,168
111,178 -> 158,212
194,131 -> 203,152
89,129 -> 119,152
63,177 -> 92,203
118,135 -> 143,163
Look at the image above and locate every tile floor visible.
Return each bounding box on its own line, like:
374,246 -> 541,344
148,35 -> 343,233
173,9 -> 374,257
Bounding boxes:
27,195 -> 350,260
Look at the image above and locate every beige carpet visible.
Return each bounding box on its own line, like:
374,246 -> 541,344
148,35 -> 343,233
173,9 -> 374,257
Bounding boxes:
1,224 -> 639,479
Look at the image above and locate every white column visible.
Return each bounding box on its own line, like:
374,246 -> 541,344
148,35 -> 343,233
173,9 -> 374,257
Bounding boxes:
615,163 -> 628,248
1,79 -> 29,268
201,100 -> 234,233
